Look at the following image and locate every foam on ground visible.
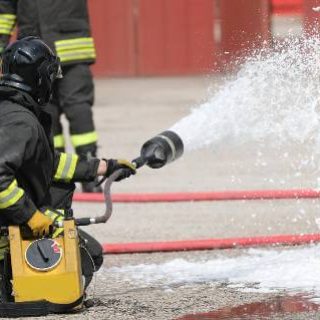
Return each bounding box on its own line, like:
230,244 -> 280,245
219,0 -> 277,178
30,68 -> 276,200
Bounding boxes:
107,245 -> 320,297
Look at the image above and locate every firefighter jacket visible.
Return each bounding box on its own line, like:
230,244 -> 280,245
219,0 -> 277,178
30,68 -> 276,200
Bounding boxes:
0,0 -> 96,65
0,87 -> 100,225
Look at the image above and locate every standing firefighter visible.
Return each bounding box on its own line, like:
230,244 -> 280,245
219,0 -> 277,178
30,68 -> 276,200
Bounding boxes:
0,0 -> 101,192
0,37 -> 136,301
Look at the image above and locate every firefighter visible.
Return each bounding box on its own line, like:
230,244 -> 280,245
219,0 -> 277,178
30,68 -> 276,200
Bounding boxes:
0,0 -> 102,192
0,37 -> 136,298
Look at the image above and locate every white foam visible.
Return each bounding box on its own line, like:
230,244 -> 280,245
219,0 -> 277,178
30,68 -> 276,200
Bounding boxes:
107,245 -> 320,296
171,37 -> 320,154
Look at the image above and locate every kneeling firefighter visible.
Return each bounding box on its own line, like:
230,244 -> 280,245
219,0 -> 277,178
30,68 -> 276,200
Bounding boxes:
0,37 -> 136,303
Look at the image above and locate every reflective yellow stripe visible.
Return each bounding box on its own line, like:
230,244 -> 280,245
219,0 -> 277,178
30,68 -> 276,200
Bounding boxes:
44,209 -> 64,238
71,131 -> 98,148
58,44 -> 94,52
0,179 -> 24,209
44,209 -> 58,220
0,21 -> 14,27
59,52 -> 96,63
56,42 -> 94,51
54,134 -> 65,148
0,14 -> 16,35
54,153 -> 79,181
55,153 -> 67,181
44,209 -> 63,219
57,48 -> 95,56
55,37 -> 96,62
55,37 -> 94,47
0,27 -> 12,35
0,14 -> 16,21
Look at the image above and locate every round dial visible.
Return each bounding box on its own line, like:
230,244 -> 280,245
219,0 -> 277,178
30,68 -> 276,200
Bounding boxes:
25,239 -> 62,271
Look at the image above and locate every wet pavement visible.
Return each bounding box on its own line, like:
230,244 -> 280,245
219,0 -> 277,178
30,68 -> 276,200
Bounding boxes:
175,295 -> 320,320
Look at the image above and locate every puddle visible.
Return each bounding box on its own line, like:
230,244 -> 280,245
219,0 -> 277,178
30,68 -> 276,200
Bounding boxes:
175,295 -> 320,319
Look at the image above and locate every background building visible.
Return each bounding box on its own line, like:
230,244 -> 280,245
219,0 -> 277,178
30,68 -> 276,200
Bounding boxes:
88,0 -> 318,77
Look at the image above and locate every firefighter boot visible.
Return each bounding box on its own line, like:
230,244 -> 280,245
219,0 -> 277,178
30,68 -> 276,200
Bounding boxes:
77,146 -> 102,193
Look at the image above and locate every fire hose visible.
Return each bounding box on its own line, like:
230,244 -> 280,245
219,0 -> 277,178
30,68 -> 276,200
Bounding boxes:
72,130 -> 320,254
73,189 -> 320,203
102,234 -> 320,254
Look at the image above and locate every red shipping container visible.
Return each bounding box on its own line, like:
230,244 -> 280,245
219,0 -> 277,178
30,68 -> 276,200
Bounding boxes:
88,0 -> 136,76
136,0 -> 216,75
303,0 -> 320,36
218,0 -> 271,70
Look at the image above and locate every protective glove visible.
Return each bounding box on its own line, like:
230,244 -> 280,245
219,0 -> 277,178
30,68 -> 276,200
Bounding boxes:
27,210 -> 53,237
105,159 -> 136,181
43,209 -> 64,238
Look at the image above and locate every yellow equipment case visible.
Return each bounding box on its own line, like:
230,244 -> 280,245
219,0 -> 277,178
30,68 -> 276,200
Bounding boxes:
0,219 -> 84,317
0,167 -> 125,318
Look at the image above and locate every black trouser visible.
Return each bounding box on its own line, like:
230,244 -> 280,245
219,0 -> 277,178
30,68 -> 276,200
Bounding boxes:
46,63 -> 98,155
78,229 -> 103,288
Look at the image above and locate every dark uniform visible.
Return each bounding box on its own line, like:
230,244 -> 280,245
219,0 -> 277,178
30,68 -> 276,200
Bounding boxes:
0,87 -> 99,225
0,85 -> 103,275
0,0 -> 98,158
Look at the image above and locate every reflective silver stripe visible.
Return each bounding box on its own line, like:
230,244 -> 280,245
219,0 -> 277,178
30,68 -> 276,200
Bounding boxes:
157,134 -> 176,161
0,180 -> 24,209
0,187 -> 19,204
54,153 -> 78,181
44,209 -> 58,220
61,154 -> 73,180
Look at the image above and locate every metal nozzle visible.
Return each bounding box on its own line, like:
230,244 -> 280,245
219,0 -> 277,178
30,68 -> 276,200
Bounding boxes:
136,130 -> 184,169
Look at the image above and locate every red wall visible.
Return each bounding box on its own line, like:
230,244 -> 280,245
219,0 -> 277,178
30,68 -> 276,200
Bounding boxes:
136,0 -> 216,75
88,0 -> 271,76
218,0 -> 271,70
88,0 -> 136,76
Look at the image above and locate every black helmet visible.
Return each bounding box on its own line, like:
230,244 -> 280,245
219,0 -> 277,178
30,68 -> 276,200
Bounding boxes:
0,36 -> 62,105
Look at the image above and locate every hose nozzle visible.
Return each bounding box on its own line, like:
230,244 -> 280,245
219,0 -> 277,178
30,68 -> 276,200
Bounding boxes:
136,130 -> 184,169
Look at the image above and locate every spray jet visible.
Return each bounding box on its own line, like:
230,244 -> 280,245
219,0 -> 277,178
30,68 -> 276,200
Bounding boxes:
133,130 -> 184,169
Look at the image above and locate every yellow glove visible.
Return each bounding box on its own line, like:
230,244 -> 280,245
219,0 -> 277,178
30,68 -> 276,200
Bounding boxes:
27,210 -> 53,237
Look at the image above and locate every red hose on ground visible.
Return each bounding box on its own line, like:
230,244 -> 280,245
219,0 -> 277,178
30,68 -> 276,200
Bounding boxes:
103,233 -> 320,254
74,189 -> 320,203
